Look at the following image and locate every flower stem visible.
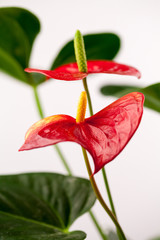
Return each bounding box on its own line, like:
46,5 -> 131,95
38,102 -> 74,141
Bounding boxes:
82,78 -> 93,116
82,148 -> 127,240
33,85 -> 44,119
82,77 -> 124,239
74,31 -> 118,221
82,77 -> 118,213
32,85 -> 105,239
102,168 -> 123,240
102,168 -> 117,218
89,211 -> 108,240
74,29 -> 124,239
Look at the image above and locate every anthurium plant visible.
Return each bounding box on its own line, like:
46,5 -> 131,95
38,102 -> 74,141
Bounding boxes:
0,6 -> 160,240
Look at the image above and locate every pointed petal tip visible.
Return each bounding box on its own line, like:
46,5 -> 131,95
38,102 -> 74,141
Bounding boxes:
18,147 -> 23,152
137,71 -> 141,79
18,144 -> 25,152
25,68 -> 39,73
18,143 -> 31,152
24,68 -> 31,73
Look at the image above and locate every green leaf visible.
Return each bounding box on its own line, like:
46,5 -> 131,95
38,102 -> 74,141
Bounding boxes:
100,83 -> 160,113
0,48 -> 28,83
0,172 -> 95,239
0,7 -> 40,84
0,212 -> 86,240
51,33 -> 120,70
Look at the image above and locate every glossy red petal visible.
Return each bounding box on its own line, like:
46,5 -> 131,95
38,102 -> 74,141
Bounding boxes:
54,61 -> 141,78
19,115 -> 76,151
87,60 -> 141,78
25,67 -> 87,81
25,60 -> 141,81
19,92 -> 144,175
85,92 -> 144,173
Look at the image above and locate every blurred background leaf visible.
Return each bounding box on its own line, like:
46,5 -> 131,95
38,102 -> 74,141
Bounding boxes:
0,7 -> 40,84
107,230 -> 119,240
100,83 -> 160,113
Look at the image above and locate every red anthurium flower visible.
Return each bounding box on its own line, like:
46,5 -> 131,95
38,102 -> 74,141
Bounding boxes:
19,92 -> 144,175
25,60 -> 141,81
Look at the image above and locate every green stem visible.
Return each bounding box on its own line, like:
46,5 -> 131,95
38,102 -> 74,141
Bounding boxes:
102,168 -> 117,218
82,78 -> 118,215
82,148 -> 127,240
82,78 -> 93,116
102,168 -> 123,240
82,78 -> 123,239
32,85 -> 105,239
74,29 -> 124,239
89,210 -> 108,240
33,85 -> 44,118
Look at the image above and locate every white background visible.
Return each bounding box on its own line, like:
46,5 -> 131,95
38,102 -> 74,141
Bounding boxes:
0,0 -> 160,239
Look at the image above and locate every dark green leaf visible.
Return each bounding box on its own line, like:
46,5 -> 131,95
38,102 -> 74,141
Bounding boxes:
0,47 -> 28,83
100,83 -> 160,113
0,7 -> 40,84
0,172 -> 95,235
101,85 -> 139,96
0,7 -> 40,52
0,212 -> 86,240
51,33 -> 120,69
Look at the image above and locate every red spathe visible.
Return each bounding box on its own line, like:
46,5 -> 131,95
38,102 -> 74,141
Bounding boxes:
25,60 -> 141,81
19,92 -> 144,174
